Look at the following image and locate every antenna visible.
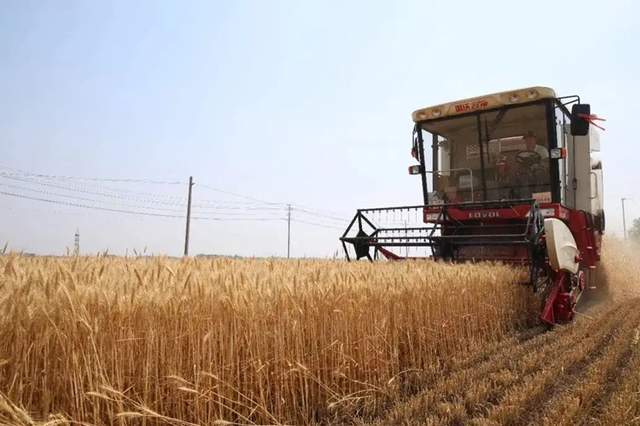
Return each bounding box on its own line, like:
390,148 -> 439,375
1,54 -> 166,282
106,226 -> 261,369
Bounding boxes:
74,228 -> 80,256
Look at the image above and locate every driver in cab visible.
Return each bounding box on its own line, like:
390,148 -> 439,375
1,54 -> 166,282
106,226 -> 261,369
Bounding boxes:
522,131 -> 549,179
524,131 -> 548,160
511,132 -> 549,198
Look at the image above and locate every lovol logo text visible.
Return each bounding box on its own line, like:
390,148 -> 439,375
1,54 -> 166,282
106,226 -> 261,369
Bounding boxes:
469,210 -> 500,219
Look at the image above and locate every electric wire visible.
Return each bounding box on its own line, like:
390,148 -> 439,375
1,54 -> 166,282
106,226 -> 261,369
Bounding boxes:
0,171 -> 288,209
1,174 -> 189,206
0,182 -> 188,213
290,207 -> 348,222
288,202 -> 349,219
194,217 -> 286,222
0,167 -> 351,229
0,190 -> 186,219
0,183 -> 288,218
198,183 -> 286,206
0,165 -> 184,185
0,175 -> 303,218
289,218 -> 344,230
0,191 -> 289,221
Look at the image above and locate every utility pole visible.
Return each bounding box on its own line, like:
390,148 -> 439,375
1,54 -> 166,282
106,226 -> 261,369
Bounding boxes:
184,176 -> 194,256
622,197 -> 629,240
74,229 -> 80,256
287,204 -> 291,259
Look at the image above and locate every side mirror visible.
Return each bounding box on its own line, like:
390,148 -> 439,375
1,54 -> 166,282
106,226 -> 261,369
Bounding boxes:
571,103 -> 590,136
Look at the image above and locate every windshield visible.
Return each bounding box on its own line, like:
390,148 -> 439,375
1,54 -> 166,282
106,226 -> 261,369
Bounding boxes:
420,103 -> 551,204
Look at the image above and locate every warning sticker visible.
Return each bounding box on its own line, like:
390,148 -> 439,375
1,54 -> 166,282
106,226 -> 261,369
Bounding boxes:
532,192 -> 552,203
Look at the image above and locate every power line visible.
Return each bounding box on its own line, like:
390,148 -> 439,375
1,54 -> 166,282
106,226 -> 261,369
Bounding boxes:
198,183 -> 285,206
0,190 -> 185,219
289,202 -> 349,219
1,172 -> 289,210
41,178 -> 187,201
26,175 -> 188,201
2,168 -> 350,219
0,191 -> 289,222
0,165 -> 184,185
192,204 -> 286,211
290,218 -> 344,230
0,167 -> 350,256
0,178 -> 290,216
1,174 -> 188,206
195,217 -> 286,222
291,207 -> 348,222
0,181 -> 187,213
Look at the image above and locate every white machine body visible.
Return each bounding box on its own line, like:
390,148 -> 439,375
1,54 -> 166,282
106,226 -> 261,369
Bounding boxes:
564,126 -> 603,216
544,218 -> 579,274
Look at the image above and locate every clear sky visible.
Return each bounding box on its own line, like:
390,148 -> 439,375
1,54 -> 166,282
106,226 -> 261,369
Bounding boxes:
1,0 -> 639,257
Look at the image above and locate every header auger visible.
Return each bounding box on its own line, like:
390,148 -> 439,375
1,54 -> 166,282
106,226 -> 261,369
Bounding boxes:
341,87 -> 605,326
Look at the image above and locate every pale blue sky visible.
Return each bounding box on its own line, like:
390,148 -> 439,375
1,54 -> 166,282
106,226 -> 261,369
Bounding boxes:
1,0 -> 639,256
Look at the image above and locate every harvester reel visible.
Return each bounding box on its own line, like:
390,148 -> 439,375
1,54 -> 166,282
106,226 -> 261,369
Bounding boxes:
528,205 -> 548,294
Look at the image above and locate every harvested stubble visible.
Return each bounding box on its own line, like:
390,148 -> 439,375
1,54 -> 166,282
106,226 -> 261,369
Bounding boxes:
0,256 -> 538,425
370,238 -> 640,426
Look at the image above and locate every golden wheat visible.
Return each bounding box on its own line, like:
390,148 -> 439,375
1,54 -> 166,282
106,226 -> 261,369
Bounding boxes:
0,255 -> 538,425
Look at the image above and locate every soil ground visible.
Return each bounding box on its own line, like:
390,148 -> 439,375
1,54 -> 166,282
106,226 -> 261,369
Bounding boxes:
362,295 -> 640,425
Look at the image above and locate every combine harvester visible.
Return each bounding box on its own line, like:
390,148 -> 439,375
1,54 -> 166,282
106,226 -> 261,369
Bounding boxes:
340,87 -> 605,326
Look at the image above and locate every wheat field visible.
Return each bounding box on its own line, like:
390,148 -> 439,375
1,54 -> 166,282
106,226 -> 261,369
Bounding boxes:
1,240 -> 639,425
0,254 -> 540,425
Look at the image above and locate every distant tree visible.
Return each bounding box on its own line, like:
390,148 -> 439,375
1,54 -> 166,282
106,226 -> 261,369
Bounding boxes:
629,217 -> 640,242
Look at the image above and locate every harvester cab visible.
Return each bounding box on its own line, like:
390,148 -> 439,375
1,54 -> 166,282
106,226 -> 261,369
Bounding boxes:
340,87 -> 605,326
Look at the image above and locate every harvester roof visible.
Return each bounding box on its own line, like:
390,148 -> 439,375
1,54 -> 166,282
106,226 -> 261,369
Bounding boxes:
412,86 -> 556,123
